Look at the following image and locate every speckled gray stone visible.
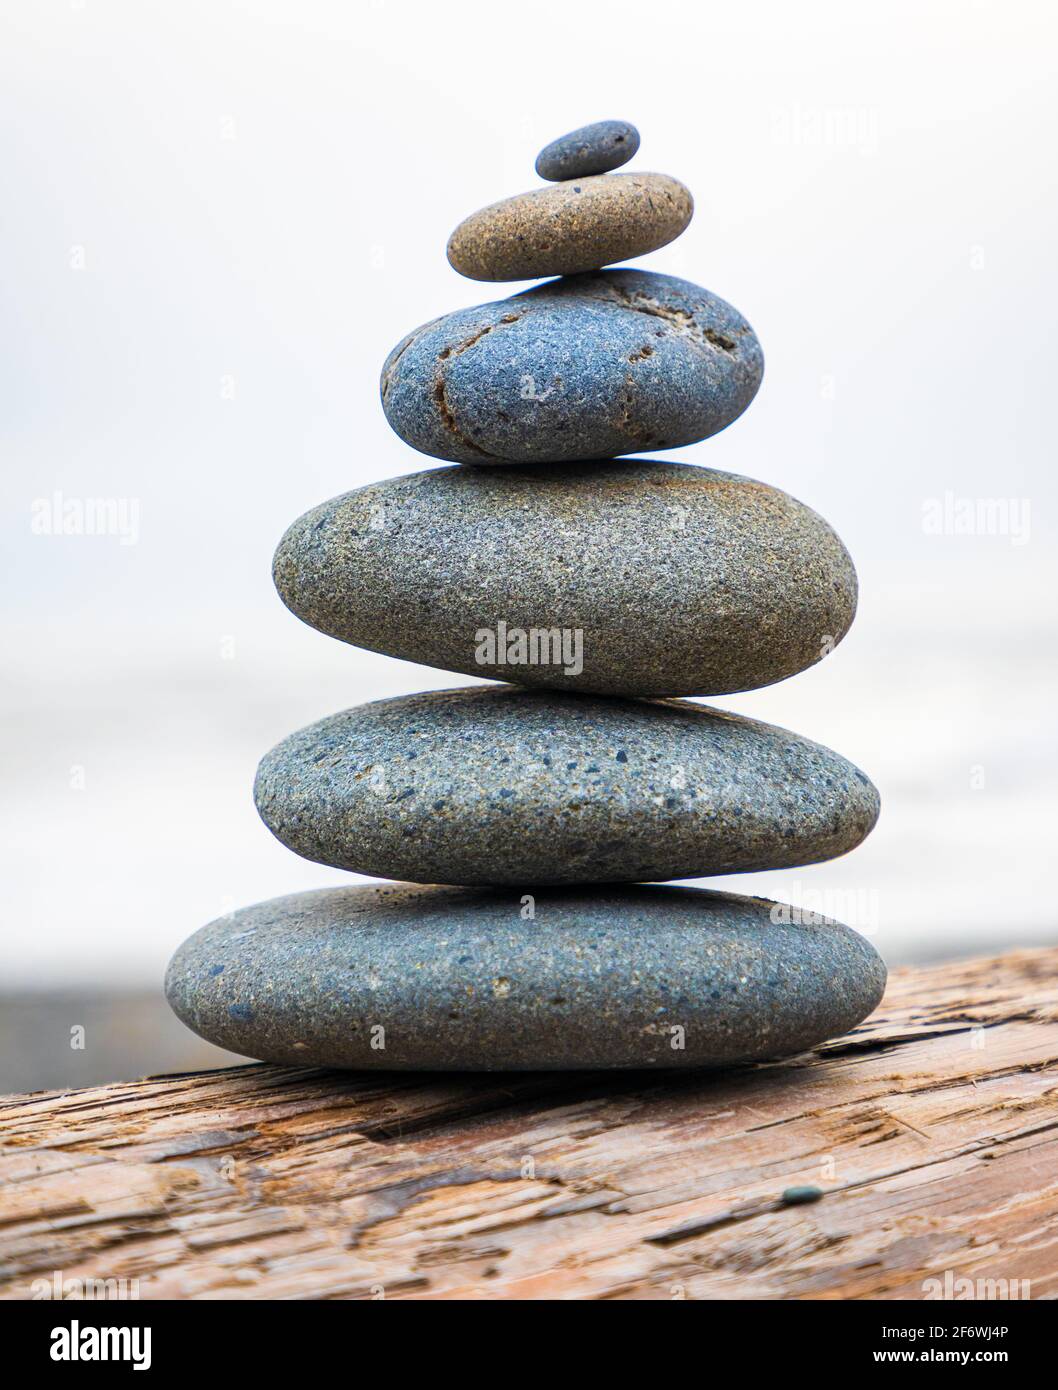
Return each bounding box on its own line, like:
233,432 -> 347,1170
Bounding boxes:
164,883 -> 887,1071
447,172 -> 692,282
535,120 -> 640,180
381,269 -> 762,464
253,687 -> 880,886
272,461 -> 858,698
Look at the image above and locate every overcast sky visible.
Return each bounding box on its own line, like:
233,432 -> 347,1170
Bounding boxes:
2,0 -> 1055,986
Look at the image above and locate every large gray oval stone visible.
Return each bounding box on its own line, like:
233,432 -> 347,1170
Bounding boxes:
165,883 -> 887,1070
380,269 -> 762,464
253,687 -> 880,886
273,461 -> 857,698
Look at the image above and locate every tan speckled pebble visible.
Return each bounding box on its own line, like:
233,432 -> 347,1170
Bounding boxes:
446,172 -> 693,281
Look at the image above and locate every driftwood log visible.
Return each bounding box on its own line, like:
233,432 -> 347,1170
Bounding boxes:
1,947 -> 1057,1300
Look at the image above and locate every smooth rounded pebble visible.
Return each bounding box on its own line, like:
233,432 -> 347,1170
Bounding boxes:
781,1186 -> 825,1206
381,268 -> 762,464
447,172 -> 692,281
253,687 -> 880,886
165,883 -> 887,1071
535,119 -> 640,180
273,460 -> 858,698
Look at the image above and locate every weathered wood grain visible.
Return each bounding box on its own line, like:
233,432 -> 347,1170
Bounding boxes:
2,947 -> 1057,1300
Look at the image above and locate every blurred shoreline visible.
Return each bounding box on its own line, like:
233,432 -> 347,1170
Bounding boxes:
0,992 -> 240,1095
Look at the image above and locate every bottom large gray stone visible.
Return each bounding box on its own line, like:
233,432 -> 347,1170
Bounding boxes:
165,884 -> 886,1071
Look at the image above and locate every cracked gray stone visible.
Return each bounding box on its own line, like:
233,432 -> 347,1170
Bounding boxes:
164,882 -> 887,1071
381,269 -> 762,464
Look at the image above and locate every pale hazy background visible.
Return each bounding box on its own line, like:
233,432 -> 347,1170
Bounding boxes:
2,1 -> 1056,1085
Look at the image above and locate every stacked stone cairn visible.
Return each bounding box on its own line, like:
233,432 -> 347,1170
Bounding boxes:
167,120 -> 886,1071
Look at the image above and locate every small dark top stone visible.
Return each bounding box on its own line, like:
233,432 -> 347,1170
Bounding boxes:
536,120 -> 640,180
